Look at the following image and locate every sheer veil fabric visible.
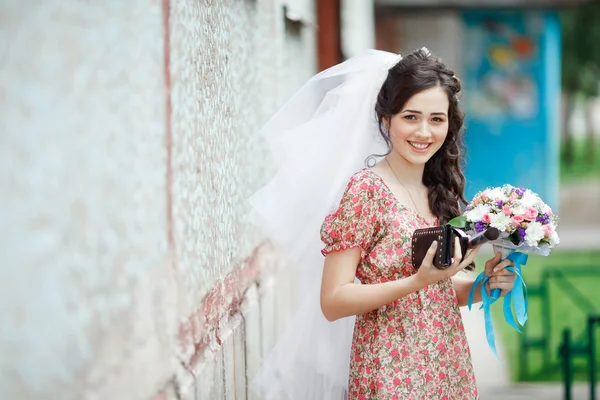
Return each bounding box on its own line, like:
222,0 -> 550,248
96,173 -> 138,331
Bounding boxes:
248,50 -> 402,400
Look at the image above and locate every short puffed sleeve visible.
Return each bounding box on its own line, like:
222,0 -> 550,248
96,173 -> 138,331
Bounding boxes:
320,171 -> 382,258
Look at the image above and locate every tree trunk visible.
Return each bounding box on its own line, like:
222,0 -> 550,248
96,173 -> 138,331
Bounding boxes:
585,98 -> 596,164
561,92 -> 575,166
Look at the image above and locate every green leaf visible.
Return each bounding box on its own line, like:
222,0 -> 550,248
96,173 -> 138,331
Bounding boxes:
507,231 -> 521,246
448,216 -> 468,228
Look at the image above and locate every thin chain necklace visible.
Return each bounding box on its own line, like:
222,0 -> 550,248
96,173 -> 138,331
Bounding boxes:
385,158 -> 435,225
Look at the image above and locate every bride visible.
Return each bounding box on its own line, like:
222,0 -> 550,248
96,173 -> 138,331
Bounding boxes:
249,48 -> 516,399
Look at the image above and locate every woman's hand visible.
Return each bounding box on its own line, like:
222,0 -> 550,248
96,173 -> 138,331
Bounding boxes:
484,252 -> 517,297
415,237 -> 480,287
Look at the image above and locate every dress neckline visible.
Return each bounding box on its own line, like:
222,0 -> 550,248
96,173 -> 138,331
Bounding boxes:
361,168 -> 438,227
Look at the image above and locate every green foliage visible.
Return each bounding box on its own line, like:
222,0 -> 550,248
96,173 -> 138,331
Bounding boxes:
448,215 -> 468,228
561,0 -> 600,96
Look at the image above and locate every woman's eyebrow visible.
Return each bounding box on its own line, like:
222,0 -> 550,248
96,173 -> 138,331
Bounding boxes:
401,109 -> 422,114
401,109 -> 447,116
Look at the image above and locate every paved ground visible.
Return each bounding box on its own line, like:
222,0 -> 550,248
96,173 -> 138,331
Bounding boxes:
558,179 -> 600,228
463,180 -> 600,399
479,383 -> 598,400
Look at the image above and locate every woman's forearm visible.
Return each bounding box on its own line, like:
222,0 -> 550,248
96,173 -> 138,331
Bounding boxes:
453,276 -> 486,307
321,275 -> 426,321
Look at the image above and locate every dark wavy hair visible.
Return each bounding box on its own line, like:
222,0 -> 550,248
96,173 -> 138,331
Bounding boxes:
374,48 -> 467,225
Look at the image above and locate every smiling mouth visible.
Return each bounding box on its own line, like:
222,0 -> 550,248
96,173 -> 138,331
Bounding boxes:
408,141 -> 432,150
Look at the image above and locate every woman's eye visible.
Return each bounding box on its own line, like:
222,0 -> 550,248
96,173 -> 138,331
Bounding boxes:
432,117 -> 445,123
404,115 -> 417,121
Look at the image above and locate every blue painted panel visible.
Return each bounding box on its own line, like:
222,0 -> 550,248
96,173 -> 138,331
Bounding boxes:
461,11 -> 560,209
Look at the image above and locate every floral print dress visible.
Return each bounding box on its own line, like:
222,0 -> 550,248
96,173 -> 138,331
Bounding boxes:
320,169 -> 479,400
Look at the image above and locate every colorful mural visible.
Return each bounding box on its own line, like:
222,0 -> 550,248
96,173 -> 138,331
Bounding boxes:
461,12 -> 561,209
463,14 -> 543,121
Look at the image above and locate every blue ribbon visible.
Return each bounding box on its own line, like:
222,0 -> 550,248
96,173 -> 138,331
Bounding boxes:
467,251 -> 528,357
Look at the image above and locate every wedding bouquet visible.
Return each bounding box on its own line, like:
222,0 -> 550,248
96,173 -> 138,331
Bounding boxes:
449,185 -> 560,356
453,184 -> 560,254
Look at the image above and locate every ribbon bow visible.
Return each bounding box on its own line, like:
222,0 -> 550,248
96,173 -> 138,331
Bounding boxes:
467,251 -> 529,357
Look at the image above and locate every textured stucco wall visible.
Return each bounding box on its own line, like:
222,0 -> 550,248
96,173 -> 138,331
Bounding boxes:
0,1 -> 175,399
171,0 -> 316,398
0,1 -> 316,399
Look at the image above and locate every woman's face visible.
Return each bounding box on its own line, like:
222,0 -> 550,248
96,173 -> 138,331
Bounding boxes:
387,86 -> 450,166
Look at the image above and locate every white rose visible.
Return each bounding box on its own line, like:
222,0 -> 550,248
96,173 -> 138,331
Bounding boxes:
520,191 -> 540,208
525,221 -> 545,247
512,205 -> 526,216
465,204 -> 491,222
490,213 -> 511,231
488,187 -> 508,202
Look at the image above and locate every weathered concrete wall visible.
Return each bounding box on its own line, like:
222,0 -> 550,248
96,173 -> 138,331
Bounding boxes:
0,1 -> 316,399
170,1 -> 316,398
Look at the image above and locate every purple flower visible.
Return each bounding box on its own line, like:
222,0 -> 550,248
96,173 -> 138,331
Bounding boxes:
518,228 -> 526,242
515,188 -> 526,197
496,200 -> 504,208
475,221 -> 486,233
536,214 -> 550,224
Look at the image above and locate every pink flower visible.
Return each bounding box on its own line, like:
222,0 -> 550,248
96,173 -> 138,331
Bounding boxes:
503,205 -> 512,216
544,224 -> 554,237
511,215 -> 524,227
509,192 -> 518,202
524,207 -> 538,221
481,213 -> 491,224
481,190 -> 490,200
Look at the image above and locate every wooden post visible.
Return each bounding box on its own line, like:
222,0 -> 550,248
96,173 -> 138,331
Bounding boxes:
316,0 -> 341,71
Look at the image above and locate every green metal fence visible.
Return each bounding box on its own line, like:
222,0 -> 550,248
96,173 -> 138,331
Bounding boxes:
559,315 -> 600,400
518,267 -> 600,381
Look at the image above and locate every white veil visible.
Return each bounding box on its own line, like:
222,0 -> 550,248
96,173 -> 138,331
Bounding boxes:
248,50 -> 402,400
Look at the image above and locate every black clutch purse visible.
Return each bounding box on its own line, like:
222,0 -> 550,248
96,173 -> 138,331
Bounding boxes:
411,224 -> 469,270
411,225 -> 501,270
